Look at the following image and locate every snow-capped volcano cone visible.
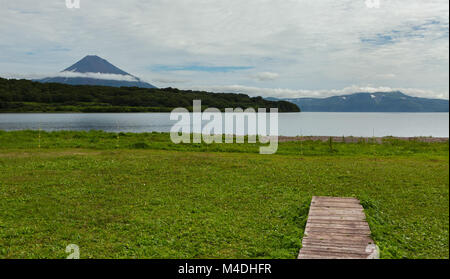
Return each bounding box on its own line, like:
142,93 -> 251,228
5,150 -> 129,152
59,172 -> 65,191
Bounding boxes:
39,55 -> 156,88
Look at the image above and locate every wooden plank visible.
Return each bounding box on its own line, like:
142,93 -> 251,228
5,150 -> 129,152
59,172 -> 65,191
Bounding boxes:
312,200 -> 362,206
303,234 -> 373,242
307,216 -> 365,221
301,239 -> 372,248
299,244 -> 370,253
311,204 -> 364,209
311,200 -> 364,207
306,219 -> 369,225
306,220 -> 370,227
306,224 -> 370,231
309,210 -> 366,217
306,222 -> 370,229
298,196 -> 377,259
309,208 -> 365,214
299,251 -> 368,259
305,227 -> 371,235
313,196 -> 360,203
300,248 -> 371,258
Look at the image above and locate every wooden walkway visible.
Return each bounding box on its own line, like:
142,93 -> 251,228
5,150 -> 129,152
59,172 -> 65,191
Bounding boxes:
298,196 -> 378,259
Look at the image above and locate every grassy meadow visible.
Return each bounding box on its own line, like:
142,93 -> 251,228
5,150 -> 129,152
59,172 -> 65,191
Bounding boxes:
0,130 -> 448,259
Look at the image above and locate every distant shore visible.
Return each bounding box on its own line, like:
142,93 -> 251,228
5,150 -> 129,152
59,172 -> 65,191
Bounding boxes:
278,136 -> 449,143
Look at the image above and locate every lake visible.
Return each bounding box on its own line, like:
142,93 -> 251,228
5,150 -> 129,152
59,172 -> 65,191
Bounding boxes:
0,112 -> 448,137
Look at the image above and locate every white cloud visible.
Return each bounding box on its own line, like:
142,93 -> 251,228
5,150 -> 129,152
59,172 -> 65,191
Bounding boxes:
252,72 -> 280,81
55,71 -> 139,82
0,72 -> 141,82
186,84 -> 449,100
151,77 -> 190,84
1,72 -> 142,83
0,0 -> 448,99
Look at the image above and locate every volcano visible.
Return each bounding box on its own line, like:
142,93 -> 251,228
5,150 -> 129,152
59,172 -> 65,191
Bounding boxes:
38,55 -> 156,88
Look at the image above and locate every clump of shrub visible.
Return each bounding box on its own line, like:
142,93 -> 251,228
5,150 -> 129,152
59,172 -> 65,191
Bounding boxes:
130,142 -> 150,149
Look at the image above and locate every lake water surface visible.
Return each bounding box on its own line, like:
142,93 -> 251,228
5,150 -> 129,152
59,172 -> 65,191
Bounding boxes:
0,112 -> 448,137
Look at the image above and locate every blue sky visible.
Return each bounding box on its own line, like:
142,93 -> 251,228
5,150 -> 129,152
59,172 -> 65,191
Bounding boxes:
0,0 -> 448,99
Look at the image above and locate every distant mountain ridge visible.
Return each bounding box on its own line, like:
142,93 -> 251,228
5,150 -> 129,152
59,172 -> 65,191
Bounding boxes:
38,55 -> 156,88
269,92 -> 449,112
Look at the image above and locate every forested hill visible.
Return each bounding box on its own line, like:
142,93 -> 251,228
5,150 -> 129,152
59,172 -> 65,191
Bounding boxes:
0,78 -> 299,113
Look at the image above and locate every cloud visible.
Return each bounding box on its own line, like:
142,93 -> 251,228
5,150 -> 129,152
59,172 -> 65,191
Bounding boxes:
0,73 -> 45,80
152,77 -> 190,84
186,84 -> 449,100
252,72 -> 280,81
361,34 -> 394,46
375,73 -> 396,79
0,71 -> 141,82
152,65 -> 253,73
0,0 -> 448,99
54,71 -> 139,82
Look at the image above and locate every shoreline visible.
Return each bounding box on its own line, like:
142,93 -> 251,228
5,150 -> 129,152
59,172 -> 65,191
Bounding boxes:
1,129 -> 448,143
1,111 -> 449,114
278,136 -> 449,143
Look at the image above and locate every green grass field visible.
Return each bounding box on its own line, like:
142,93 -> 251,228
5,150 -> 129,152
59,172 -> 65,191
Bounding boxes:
0,131 -> 448,259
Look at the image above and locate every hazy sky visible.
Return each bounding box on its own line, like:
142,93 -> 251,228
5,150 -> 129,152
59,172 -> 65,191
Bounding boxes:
0,0 -> 448,99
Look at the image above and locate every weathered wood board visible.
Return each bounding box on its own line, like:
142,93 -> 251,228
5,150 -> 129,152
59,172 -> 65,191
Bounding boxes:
298,196 -> 378,259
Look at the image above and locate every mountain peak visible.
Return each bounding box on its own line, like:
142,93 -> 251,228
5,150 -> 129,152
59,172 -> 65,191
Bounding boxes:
275,91 -> 449,112
37,55 -> 157,88
63,55 -> 130,75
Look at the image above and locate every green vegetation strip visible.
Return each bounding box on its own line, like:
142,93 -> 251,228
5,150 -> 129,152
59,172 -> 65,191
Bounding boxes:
0,78 -> 299,112
0,131 -> 448,259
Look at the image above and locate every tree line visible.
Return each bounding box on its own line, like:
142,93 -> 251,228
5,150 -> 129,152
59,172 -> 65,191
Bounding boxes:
0,78 -> 300,113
